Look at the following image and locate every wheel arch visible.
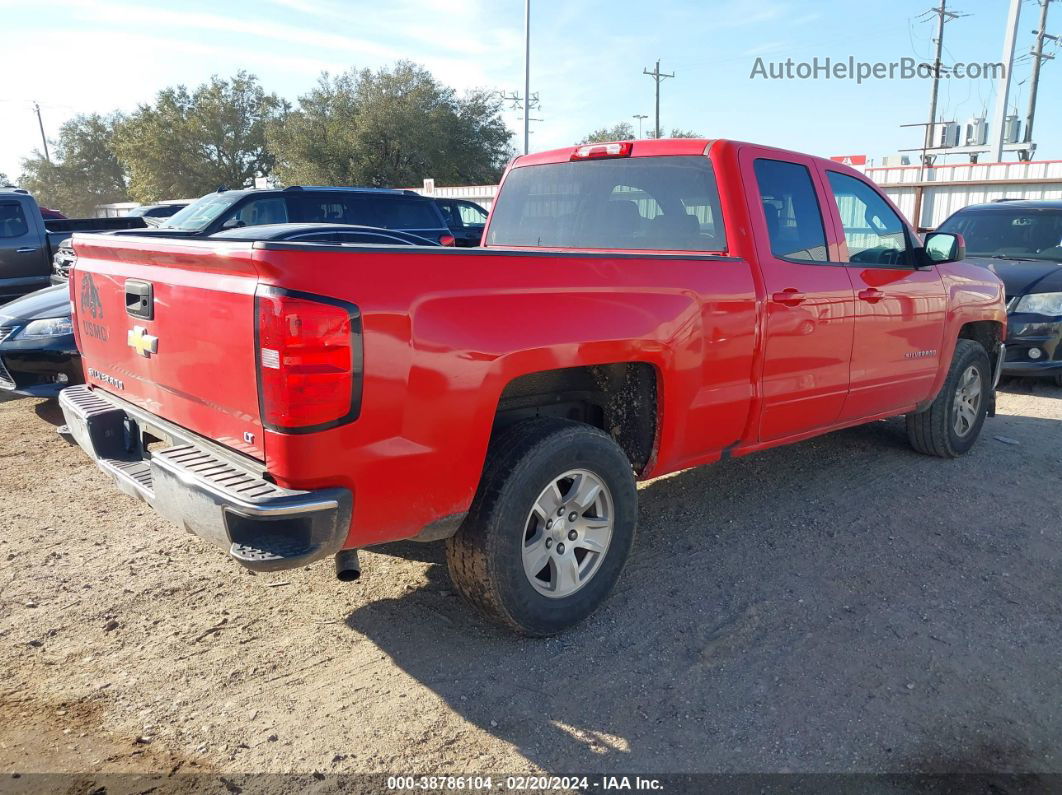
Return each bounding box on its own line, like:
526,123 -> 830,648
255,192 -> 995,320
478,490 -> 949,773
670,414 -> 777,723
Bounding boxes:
492,362 -> 661,477
958,319 -> 1004,359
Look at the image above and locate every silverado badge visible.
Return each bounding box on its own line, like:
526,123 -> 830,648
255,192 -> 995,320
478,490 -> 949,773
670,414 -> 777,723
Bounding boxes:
128,325 -> 159,358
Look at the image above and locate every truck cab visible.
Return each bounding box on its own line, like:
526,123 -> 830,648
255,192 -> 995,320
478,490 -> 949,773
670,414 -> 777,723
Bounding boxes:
0,189 -> 146,303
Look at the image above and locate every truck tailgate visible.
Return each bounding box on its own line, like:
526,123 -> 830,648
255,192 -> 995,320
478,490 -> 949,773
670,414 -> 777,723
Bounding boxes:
70,235 -> 265,461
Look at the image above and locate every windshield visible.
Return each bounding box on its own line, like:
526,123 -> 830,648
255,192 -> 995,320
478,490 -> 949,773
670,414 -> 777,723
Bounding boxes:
159,193 -> 241,231
937,207 -> 1062,260
487,155 -> 726,252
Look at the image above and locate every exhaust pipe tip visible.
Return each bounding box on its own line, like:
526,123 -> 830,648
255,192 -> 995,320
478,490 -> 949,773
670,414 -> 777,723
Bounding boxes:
335,549 -> 361,582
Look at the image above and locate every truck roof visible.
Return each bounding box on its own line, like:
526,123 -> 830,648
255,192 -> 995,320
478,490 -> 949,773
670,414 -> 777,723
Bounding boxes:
509,138 -> 864,179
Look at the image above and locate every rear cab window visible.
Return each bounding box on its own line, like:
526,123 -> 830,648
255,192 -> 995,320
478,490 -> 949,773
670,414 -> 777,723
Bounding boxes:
486,155 -> 726,252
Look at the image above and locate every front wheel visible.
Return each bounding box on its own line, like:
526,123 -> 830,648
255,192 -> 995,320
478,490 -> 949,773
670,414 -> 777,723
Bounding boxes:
906,339 -> 992,458
446,418 -> 637,636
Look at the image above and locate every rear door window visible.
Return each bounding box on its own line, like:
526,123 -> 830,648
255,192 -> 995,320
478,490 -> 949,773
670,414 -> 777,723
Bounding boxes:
294,194 -> 377,226
753,159 -> 828,262
436,201 -> 459,228
486,155 -> 726,251
375,197 -> 442,230
0,202 -> 29,238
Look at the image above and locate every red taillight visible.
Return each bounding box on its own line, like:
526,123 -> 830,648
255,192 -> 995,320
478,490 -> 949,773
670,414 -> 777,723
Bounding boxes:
256,289 -> 362,431
440,234 -> 456,247
570,141 -> 633,160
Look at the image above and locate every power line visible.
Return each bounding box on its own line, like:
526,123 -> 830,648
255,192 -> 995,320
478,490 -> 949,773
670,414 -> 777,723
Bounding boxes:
642,60 -> 674,139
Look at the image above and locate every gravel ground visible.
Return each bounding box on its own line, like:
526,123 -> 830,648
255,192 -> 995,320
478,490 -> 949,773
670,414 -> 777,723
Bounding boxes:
0,382 -> 1059,781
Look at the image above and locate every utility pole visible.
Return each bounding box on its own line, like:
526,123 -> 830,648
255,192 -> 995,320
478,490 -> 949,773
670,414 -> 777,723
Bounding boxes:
922,1 -> 959,165
522,0 -> 530,155
33,102 -> 50,162
632,114 -> 648,137
1022,0 -> 1057,157
989,0 -> 1022,162
642,60 -> 674,138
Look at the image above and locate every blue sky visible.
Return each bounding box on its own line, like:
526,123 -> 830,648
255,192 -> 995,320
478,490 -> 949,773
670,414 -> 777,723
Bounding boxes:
1,0 -> 1059,183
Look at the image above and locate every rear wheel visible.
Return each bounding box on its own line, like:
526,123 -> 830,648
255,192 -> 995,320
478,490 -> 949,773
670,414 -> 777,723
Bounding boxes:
906,339 -> 991,458
446,418 -> 637,636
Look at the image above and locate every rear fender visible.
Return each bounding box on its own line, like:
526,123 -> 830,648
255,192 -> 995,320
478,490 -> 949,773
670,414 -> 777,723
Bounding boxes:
405,287 -> 704,485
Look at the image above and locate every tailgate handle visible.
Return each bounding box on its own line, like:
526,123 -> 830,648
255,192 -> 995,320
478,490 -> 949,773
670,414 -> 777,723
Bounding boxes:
125,280 -> 154,320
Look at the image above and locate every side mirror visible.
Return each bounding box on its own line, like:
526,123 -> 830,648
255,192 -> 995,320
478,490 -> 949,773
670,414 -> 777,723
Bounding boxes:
921,231 -> 965,265
220,217 -> 245,230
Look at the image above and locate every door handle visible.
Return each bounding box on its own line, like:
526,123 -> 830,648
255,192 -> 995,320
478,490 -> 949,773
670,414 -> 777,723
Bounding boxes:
771,288 -> 806,307
15,247 -> 39,254
858,288 -> 884,303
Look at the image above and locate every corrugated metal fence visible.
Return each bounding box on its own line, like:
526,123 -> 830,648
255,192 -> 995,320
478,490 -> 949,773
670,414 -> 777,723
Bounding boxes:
866,160 -> 1062,230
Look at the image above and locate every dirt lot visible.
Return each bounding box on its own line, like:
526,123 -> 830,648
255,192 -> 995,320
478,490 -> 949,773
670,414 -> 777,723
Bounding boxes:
0,383 -> 1059,782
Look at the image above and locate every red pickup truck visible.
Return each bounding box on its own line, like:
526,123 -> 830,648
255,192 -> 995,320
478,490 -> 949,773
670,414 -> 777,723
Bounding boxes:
58,138 -> 1006,635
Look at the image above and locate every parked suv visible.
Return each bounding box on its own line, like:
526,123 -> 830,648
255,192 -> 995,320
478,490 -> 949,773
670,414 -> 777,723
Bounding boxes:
141,186 -> 455,245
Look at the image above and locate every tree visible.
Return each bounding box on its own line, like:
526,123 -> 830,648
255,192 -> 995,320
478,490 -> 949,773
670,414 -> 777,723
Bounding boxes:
269,61 -> 512,187
0,173 -> 11,187
116,72 -> 287,201
577,123 -> 635,144
18,113 -> 128,216
647,128 -> 702,139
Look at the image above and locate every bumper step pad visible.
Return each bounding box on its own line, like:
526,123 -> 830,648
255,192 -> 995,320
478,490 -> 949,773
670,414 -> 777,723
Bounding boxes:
58,384 -> 352,573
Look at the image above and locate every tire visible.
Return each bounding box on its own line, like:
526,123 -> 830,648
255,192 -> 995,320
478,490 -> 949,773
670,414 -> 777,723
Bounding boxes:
446,418 -> 637,636
906,339 -> 992,458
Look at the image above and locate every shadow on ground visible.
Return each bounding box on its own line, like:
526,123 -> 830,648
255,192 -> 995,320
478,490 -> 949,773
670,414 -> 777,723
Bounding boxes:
348,414 -> 1061,774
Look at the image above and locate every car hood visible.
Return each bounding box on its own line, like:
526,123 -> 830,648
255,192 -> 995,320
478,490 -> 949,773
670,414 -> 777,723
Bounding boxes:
967,256 -> 1062,296
0,284 -> 71,322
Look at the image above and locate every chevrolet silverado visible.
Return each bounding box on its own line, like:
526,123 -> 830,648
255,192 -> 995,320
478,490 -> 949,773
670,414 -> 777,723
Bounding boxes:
58,138 -> 1006,635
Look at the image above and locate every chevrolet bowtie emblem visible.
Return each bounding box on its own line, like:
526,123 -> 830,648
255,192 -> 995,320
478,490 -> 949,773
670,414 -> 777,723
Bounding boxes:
128,325 -> 159,358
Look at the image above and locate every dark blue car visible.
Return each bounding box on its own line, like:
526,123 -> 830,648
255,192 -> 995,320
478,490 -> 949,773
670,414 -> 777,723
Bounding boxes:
0,284 -> 80,397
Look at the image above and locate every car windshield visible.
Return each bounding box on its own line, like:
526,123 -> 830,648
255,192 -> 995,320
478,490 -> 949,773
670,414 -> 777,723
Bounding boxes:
487,155 -> 727,252
158,193 -> 241,231
937,207 -> 1062,261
